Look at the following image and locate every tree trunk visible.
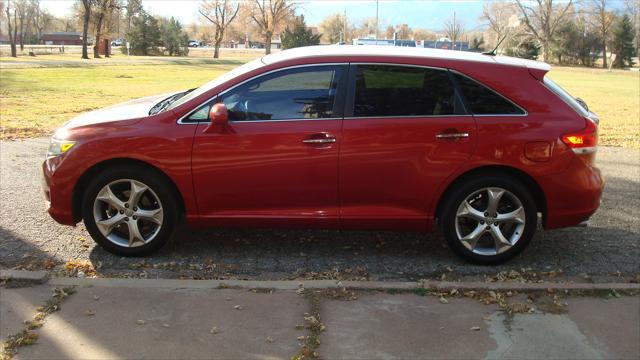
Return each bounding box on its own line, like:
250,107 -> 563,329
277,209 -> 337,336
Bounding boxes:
542,41 -> 550,62
18,15 -> 24,51
81,1 -> 91,59
6,3 -> 17,57
94,14 -> 104,58
264,31 -> 272,55
601,39 -> 607,68
214,31 -> 223,58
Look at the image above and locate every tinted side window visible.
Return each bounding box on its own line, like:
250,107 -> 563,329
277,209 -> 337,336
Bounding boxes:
353,65 -> 457,117
453,73 -> 525,115
222,66 -> 343,121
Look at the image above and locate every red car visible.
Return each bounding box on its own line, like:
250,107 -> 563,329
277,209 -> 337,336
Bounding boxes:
42,46 -> 603,264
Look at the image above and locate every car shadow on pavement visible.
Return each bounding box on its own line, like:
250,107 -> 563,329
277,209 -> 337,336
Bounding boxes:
85,221 -> 639,281
0,226 -> 59,271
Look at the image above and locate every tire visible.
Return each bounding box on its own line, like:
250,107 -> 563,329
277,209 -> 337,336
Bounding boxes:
439,174 -> 537,264
82,165 -> 179,256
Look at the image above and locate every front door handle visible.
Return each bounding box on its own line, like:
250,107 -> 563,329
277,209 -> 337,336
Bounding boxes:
302,133 -> 336,145
436,132 -> 469,140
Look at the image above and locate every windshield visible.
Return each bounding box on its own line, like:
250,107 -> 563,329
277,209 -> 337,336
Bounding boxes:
543,77 -> 590,117
167,58 -> 265,110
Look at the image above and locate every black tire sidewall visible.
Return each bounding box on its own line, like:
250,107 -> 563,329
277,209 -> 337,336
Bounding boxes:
440,175 -> 537,265
82,165 -> 178,256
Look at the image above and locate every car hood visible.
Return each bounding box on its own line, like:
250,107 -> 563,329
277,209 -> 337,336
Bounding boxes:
64,91 -> 180,129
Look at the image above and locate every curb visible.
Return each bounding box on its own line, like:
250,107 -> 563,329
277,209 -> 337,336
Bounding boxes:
0,270 -> 49,284
3,271 -> 638,291
44,276 -> 640,292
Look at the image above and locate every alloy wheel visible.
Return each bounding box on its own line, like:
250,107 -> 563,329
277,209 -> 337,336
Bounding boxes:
454,187 -> 526,256
92,179 -> 164,248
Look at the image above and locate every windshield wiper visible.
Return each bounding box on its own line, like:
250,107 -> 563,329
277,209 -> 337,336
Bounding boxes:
149,89 -> 195,115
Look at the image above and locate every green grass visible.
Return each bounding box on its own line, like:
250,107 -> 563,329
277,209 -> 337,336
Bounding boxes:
0,57 -> 250,138
1,56 -> 638,148
548,67 -> 640,149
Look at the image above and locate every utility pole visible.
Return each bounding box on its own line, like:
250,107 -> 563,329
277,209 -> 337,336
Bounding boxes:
343,9 -> 347,44
375,0 -> 379,44
453,11 -> 457,50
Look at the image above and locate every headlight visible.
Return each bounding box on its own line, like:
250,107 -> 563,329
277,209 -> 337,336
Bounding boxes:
47,138 -> 75,157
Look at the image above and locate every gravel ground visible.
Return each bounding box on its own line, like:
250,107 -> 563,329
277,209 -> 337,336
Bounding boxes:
1,138 -> 638,281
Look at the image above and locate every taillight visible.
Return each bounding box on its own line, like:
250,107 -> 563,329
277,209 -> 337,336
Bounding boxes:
561,118 -> 598,154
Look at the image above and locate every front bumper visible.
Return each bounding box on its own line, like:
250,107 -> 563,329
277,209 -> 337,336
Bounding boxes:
42,159 -> 77,226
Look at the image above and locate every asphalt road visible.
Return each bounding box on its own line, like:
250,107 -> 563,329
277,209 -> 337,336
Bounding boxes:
1,138 -> 638,280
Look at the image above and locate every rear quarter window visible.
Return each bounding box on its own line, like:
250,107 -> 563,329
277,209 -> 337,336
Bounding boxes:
453,73 -> 525,115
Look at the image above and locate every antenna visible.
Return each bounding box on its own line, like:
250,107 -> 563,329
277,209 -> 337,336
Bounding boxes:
483,34 -> 508,56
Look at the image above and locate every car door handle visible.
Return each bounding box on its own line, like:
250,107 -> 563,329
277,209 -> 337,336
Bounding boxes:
302,138 -> 336,144
302,133 -> 336,144
436,132 -> 469,139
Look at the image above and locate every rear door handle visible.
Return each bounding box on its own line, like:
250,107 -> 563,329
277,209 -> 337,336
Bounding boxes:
436,132 -> 469,139
302,133 -> 336,145
302,138 -> 336,144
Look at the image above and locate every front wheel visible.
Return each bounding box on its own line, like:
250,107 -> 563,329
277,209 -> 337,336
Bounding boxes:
440,175 -> 537,264
82,165 -> 179,256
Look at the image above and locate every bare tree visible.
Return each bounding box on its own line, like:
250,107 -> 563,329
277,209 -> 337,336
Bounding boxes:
14,0 -> 28,50
5,0 -> 17,56
199,0 -> 239,58
481,1 -> 519,49
249,0 -> 294,54
443,14 -> 465,50
81,0 -> 93,59
93,0 -> 119,58
32,1 -> 53,42
320,12 -> 352,43
589,0 -> 616,68
515,0 -> 574,62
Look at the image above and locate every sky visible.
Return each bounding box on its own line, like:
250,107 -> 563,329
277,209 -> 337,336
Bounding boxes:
40,0 -> 489,30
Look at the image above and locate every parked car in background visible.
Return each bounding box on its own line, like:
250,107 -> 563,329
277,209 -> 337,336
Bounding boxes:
42,46 -> 603,264
189,40 -> 201,48
111,38 -> 124,47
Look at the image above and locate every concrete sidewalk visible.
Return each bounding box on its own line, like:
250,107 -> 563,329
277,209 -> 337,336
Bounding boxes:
1,280 -> 639,359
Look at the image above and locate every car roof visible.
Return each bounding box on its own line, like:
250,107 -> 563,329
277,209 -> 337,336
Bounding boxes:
261,45 -> 550,72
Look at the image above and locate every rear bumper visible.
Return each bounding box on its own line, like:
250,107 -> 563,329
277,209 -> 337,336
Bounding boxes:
42,159 -> 77,226
539,156 -> 604,229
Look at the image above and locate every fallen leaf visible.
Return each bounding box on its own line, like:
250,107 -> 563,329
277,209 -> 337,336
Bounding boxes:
136,320 -> 145,325
162,324 -> 170,328
210,326 -> 219,334
234,305 -> 243,310
439,297 -> 449,304
266,336 -> 273,343
470,326 -> 481,331
85,310 -> 95,316
93,295 -> 100,301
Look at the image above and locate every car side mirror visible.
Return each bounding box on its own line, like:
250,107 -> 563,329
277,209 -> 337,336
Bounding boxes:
204,103 -> 228,133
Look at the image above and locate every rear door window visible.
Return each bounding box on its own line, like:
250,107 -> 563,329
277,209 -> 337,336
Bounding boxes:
351,65 -> 461,117
453,73 -> 526,115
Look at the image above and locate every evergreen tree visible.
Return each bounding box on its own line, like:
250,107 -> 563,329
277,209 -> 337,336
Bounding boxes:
470,36 -> 485,52
281,15 -> 321,50
612,14 -> 636,68
160,17 -> 189,56
506,37 -> 540,60
126,10 -> 161,55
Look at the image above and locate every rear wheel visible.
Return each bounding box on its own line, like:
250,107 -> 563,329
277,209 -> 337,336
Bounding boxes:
82,165 -> 179,256
440,175 -> 537,264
